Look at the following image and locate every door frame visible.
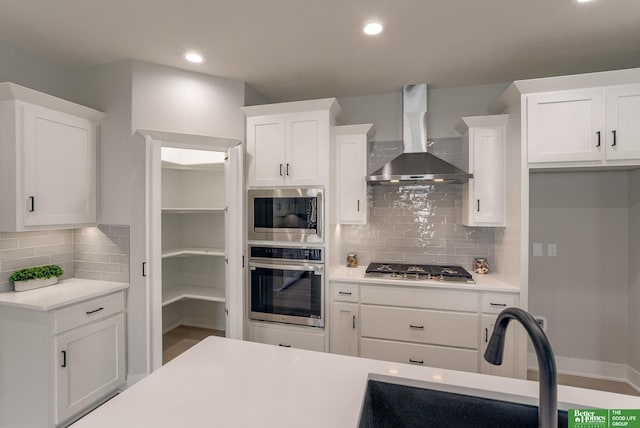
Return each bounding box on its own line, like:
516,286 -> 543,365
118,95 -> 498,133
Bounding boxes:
139,129 -> 244,372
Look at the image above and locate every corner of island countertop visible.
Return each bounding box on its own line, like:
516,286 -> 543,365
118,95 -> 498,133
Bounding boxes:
0,278 -> 129,311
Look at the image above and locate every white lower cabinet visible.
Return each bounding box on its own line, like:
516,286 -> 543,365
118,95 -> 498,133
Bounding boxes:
55,314 -> 125,423
248,323 -> 325,352
360,338 -> 479,372
479,292 -> 519,378
328,281 -> 522,377
480,314 -> 517,377
0,288 -> 126,428
330,302 -> 359,357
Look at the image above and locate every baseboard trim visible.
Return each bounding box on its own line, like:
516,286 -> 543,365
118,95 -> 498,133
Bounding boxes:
528,353 -> 640,392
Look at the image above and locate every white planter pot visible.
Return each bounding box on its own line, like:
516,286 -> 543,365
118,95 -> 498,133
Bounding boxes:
13,276 -> 58,292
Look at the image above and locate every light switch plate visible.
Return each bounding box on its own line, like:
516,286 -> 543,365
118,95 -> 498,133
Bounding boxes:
532,243 -> 543,257
548,244 -> 557,257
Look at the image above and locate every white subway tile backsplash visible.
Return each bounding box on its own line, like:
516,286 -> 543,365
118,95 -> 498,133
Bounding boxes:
341,139 -> 495,271
0,225 -> 130,292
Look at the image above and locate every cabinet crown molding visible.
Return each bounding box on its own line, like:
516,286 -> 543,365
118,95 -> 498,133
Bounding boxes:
489,67 -> 640,113
455,114 -> 509,135
0,82 -> 104,121
241,97 -> 342,120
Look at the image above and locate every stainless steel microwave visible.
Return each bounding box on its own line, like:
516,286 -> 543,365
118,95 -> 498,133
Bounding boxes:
248,188 -> 323,243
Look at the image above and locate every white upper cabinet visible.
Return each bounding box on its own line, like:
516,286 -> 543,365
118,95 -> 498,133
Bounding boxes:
0,83 -> 102,231
456,115 -> 507,227
243,98 -> 341,188
333,124 -> 373,225
605,84 -> 640,161
526,84 -> 640,167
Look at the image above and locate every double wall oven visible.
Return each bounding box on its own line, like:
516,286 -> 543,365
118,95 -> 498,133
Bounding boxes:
248,188 -> 325,328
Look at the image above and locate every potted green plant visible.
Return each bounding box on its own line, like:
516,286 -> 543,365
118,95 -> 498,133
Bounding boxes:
9,265 -> 64,292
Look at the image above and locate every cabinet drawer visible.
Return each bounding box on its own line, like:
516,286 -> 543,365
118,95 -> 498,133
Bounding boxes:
360,305 -> 478,349
361,338 -> 478,372
54,292 -> 125,334
360,286 -> 479,312
481,293 -> 518,314
331,283 -> 359,302
249,324 -> 325,352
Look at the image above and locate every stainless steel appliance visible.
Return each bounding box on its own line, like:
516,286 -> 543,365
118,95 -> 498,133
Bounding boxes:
248,188 -> 323,243
249,245 -> 324,327
365,262 -> 475,283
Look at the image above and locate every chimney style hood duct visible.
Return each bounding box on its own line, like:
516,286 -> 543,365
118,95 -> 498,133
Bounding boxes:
366,84 -> 472,184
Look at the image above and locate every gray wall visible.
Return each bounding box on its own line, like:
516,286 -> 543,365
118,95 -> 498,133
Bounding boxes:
337,83 -> 509,141
0,41 -> 76,101
529,171 -> 630,364
131,61 -> 245,140
629,170 -> 640,371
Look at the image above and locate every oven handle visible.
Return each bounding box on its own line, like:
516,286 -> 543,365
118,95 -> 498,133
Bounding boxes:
249,261 -> 324,272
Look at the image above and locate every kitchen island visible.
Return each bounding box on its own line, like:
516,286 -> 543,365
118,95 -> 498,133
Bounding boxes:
72,336 -> 640,428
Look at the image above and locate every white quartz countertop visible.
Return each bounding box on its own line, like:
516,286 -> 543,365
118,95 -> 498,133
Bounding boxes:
0,278 -> 128,310
72,336 -> 640,428
330,265 -> 520,292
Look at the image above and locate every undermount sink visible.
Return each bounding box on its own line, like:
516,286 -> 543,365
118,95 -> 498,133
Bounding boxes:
358,375 -> 569,428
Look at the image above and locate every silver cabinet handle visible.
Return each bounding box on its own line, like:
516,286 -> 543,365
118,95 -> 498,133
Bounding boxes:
61,350 -> 67,368
278,344 -> 291,348
490,302 -> 507,307
28,196 -> 35,212
357,200 -> 360,212
279,164 -> 283,176
596,131 -> 601,147
338,291 -> 352,296
409,324 -> 424,330
286,163 -> 290,176
352,315 -> 356,329
612,130 -> 617,146
477,199 -> 480,212
86,307 -> 104,315
409,358 -> 424,365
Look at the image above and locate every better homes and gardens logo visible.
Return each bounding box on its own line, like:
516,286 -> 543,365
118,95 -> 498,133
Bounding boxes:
569,409 -> 640,428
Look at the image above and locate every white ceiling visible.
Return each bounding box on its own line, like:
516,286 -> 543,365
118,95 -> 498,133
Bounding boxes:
1,0 -> 639,102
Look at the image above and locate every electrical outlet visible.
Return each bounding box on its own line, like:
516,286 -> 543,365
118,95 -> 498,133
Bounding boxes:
532,243 -> 543,257
547,243 -> 557,257
534,316 -> 547,332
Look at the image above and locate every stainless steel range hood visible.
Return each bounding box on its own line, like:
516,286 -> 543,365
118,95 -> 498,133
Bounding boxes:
366,84 -> 472,184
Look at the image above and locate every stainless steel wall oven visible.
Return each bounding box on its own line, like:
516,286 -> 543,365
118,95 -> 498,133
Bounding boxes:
249,245 -> 324,328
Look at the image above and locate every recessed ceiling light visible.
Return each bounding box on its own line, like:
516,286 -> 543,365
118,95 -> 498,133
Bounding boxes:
363,22 -> 383,36
574,0 -> 595,3
185,52 -> 204,63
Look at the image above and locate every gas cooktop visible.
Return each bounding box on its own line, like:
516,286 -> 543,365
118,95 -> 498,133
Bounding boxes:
365,262 -> 475,283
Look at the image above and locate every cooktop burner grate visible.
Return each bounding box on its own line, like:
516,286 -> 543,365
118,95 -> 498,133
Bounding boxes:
365,262 -> 474,283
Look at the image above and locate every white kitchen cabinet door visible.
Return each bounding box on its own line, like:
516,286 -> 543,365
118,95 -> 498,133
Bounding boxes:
22,103 -> 97,227
335,125 -> 371,224
605,84 -> 640,161
246,115 -> 286,187
330,302 -> 358,356
284,111 -> 328,186
471,127 -> 505,225
527,88 -> 605,164
55,313 -> 125,424
479,314 -> 516,378
457,116 -> 506,227
248,323 -> 325,352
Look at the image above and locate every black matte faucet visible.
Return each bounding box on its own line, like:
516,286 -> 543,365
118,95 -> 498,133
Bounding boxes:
484,307 -> 558,428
